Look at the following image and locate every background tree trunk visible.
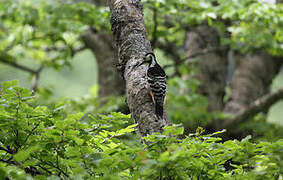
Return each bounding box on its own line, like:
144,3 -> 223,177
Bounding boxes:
82,29 -> 125,97
109,0 -> 170,138
80,0 -> 125,98
185,25 -> 228,112
223,53 -> 281,115
221,0 -> 283,122
184,24 -> 282,134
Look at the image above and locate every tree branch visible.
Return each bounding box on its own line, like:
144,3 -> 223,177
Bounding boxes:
0,53 -> 44,92
0,56 -> 37,74
109,0 -> 170,138
220,87 -> 283,129
70,46 -> 87,57
0,159 -> 17,165
0,146 -> 11,154
163,47 -> 224,69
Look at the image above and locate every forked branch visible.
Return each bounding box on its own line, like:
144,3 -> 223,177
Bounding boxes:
220,87 -> 283,129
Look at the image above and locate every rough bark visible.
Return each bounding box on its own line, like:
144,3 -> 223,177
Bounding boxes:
82,29 -> 125,97
109,0 -> 170,137
223,53 -> 281,115
185,25 -> 228,111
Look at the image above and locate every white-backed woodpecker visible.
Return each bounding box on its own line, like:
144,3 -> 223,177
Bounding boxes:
141,53 -> 166,118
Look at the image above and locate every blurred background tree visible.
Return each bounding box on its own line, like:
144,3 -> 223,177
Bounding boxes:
0,0 -> 282,140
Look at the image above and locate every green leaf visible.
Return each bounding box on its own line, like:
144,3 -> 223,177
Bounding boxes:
14,146 -> 39,162
163,124 -> 184,136
1,80 -> 18,89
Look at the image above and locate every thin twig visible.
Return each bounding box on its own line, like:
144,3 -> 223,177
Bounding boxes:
54,163 -> 69,178
101,135 -> 115,144
23,122 -> 41,145
38,158 -> 69,178
37,165 -> 53,175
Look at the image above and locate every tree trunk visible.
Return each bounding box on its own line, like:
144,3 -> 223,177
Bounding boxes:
109,0 -> 170,137
185,25 -> 282,133
185,25 -> 228,112
82,29 -> 125,97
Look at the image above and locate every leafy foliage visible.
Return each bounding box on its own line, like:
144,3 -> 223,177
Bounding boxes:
1,0 -> 281,76
166,74 -> 212,126
144,0 -> 283,55
0,0 -> 108,69
0,81 -> 282,179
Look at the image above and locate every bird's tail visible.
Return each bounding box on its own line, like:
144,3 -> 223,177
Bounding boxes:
155,103 -> 163,118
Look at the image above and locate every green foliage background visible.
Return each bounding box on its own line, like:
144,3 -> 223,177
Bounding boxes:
0,81 -> 282,179
0,0 -> 282,179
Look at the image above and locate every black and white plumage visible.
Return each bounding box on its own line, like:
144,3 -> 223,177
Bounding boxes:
142,53 -> 166,118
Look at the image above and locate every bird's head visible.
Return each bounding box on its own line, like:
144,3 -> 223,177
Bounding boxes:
141,52 -> 156,67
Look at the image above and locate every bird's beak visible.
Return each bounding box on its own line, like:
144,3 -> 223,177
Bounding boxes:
138,61 -> 147,66
134,59 -> 148,69
143,56 -> 151,61
139,57 -> 150,66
